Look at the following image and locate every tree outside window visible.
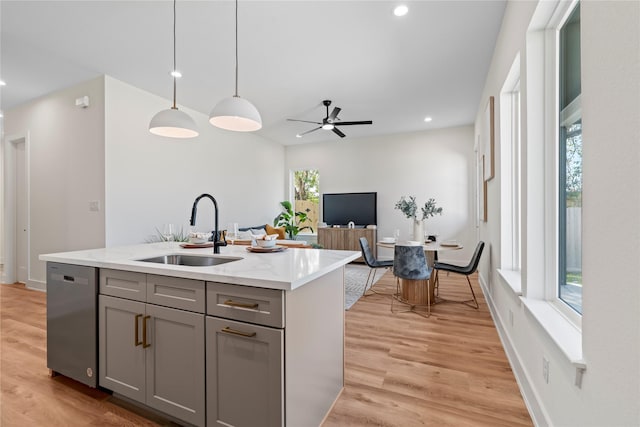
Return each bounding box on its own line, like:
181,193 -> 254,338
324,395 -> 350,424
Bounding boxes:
293,170 -> 319,233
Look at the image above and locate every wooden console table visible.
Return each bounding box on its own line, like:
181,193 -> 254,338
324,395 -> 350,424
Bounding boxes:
317,227 -> 376,262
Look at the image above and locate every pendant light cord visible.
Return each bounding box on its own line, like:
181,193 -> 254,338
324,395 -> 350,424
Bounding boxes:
172,0 -> 177,109
234,0 -> 239,97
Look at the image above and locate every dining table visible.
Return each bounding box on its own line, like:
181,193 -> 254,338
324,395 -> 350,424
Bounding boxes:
377,240 -> 463,306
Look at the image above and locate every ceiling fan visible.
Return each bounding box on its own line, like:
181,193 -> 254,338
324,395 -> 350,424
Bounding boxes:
287,100 -> 373,138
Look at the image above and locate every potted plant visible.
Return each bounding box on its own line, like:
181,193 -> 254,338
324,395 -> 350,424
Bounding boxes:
274,201 -> 314,239
394,196 -> 443,241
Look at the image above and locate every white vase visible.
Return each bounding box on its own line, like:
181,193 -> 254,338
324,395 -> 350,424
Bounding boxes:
412,219 -> 424,242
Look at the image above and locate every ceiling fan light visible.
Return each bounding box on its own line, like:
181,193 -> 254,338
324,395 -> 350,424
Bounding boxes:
393,5 -> 409,17
322,123 -> 334,130
209,96 -> 262,132
149,108 -> 199,138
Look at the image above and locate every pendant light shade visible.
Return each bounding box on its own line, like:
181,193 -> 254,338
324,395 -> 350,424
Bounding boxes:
149,0 -> 198,138
209,96 -> 262,132
149,108 -> 199,138
210,0 -> 262,132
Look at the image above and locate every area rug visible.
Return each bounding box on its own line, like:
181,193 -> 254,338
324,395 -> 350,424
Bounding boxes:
344,264 -> 385,310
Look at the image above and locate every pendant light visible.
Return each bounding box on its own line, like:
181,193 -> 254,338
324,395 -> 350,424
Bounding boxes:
209,0 -> 262,132
149,0 -> 198,138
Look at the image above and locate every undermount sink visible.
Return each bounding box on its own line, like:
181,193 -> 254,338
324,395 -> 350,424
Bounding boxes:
137,254 -> 241,267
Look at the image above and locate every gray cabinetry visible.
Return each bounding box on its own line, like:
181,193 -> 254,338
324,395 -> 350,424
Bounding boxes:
99,295 -> 146,402
99,271 -> 206,427
206,316 -> 283,427
206,282 -> 285,427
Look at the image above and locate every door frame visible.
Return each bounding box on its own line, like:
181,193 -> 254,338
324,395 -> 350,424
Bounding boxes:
2,132 -> 32,286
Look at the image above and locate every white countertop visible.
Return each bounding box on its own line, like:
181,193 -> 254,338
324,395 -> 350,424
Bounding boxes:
39,242 -> 361,291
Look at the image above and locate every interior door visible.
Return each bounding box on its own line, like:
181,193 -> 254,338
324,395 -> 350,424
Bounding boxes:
15,141 -> 27,284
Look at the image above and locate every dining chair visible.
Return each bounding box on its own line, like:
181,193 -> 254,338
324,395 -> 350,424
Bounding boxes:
359,237 -> 393,296
392,244 -> 433,317
433,241 -> 484,309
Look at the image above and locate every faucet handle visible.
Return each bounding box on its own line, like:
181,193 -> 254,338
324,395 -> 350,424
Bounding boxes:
213,230 -> 227,246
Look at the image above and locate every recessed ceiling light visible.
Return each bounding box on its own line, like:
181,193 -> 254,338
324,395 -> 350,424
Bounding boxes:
424,116 -> 433,122
170,70 -> 182,78
296,134 -> 302,138
393,5 -> 408,17
0,80 -> 6,86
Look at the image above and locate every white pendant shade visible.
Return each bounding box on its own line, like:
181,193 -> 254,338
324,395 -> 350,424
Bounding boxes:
149,108 -> 199,138
209,96 -> 262,132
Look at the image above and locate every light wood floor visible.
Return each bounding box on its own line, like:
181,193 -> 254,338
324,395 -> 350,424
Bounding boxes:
324,271 -> 532,426
0,271 -> 532,426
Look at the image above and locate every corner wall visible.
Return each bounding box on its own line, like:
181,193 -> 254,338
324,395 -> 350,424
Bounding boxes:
3,77 -> 106,286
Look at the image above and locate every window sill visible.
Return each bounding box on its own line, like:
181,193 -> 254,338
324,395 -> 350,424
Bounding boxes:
497,268 -> 522,295
520,297 -> 586,386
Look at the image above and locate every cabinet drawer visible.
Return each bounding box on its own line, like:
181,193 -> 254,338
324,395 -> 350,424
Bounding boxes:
100,269 -> 146,301
207,282 -> 284,328
147,275 -> 205,313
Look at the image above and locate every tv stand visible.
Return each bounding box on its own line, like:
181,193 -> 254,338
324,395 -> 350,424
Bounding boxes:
317,227 -> 377,262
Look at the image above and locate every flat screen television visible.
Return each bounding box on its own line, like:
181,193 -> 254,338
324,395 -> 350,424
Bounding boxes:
322,192 -> 377,227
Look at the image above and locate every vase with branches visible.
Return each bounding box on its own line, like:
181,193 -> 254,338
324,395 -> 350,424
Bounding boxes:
395,196 -> 443,241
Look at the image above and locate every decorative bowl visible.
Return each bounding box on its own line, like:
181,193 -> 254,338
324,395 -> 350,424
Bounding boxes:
255,239 -> 277,248
189,232 -> 212,244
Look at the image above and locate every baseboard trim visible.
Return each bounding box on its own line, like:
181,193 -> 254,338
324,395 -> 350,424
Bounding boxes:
479,274 -> 549,427
26,279 -> 46,292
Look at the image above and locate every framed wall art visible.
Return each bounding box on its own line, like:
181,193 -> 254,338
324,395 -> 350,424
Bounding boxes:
483,96 -> 495,181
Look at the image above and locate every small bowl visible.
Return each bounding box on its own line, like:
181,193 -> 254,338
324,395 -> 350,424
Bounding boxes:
255,239 -> 276,248
189,232 -> 212,244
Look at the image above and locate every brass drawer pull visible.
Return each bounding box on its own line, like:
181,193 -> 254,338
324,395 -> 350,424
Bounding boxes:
223,299 -> 259,310
221,326 -> 257,338
142,315 -> 151,348
134,314 -> 143,346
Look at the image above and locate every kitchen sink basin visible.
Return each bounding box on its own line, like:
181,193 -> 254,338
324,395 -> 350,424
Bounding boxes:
137,254 -> 241,267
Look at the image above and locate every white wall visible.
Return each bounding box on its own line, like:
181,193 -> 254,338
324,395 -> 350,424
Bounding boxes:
2,75 -> 285,285
285,125 -> 476,263
3,77 -> 106,286
475,1 -> 640,425
104,76 -> 285,246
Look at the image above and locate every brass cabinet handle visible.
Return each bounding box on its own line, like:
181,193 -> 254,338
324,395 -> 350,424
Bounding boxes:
134,314 -> 143,346
142,315 -> 151,348
223,299 -> 259,310
221,326 -> 257,338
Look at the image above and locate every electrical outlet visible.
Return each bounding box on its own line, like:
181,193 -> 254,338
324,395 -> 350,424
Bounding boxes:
542,357 -> 550,383
89,201 -> 100,212
509,309 -> 514,327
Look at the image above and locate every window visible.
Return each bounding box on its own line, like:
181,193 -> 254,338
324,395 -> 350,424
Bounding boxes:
291,169 -> 319,234
500,54 -> 522,276
558,4 -> 582,314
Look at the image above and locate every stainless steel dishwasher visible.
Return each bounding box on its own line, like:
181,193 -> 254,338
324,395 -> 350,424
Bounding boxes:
46,262 -> 98,387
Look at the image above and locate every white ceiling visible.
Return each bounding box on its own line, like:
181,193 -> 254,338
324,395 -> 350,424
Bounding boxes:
0,1 -> 505,145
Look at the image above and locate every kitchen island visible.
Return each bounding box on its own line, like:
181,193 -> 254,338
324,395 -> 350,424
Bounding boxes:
41,242 -> 360,427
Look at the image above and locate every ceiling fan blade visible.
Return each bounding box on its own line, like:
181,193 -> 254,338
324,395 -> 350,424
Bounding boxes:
328,107 -> 341,121
333,120 -> 373,126
332,127 -> 346,138
297,126 -> 322,137
287,119 -> 322,125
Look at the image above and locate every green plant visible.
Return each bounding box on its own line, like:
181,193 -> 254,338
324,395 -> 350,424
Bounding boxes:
273,200 -> 314,239
146,226 -> 190,243
395,196 -> 443,220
